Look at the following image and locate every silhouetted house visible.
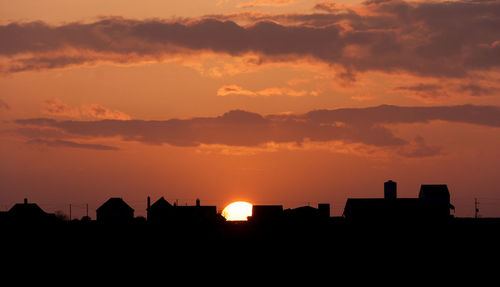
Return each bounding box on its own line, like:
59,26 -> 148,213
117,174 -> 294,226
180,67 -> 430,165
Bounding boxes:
248,205 -> 283,223
147,197 -> 217,225
6,198 -> 58,224
419,185 -> 455,217
343,181 -> 454,222
284,203 -> 331,221
147,196 -> 173,224
96,198 -> 134,224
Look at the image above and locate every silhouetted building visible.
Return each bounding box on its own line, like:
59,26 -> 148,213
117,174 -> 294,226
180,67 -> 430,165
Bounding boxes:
343,198 -> 424,221
419,184 -> 455,217
147,196 -> 217,225
96,198 -> 134,224
343,182 -> 455,222
384,180 -> 397,200
283,203 -> 331,221
318,203 -> 331,218
147,196 -> 173,224
248,205 -> 283,222
5,198 -> 58,224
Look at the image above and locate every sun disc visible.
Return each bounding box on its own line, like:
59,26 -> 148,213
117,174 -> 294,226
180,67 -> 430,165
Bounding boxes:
222,201 -> 253,221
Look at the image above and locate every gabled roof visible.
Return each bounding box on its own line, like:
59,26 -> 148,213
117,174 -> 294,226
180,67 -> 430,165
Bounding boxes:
96,198 -> 134,213
150,197 -> 172,210
8,203 -> 48,217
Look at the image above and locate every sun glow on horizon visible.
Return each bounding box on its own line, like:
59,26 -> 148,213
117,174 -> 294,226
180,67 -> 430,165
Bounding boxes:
222,201 -> 253,221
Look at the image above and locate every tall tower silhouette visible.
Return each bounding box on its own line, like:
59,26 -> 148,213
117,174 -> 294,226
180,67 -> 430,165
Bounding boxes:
384,180 -> 397,200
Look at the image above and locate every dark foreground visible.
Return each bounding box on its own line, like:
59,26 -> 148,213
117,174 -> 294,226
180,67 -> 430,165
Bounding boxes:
3,218 -> 500,257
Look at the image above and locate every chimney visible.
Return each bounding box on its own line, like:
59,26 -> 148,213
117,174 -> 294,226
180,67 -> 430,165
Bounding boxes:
24,198 -> 28,205
196,198 -> 200,207
384,180 -> 397,200
147,196 -> 151,210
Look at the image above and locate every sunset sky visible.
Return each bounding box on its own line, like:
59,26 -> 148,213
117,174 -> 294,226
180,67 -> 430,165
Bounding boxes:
1,0 -> 500,218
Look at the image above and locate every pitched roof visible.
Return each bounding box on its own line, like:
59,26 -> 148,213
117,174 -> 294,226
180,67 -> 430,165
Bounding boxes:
96,198 -> 134,213
150,197 -> 172,210
8,203 -> 48,217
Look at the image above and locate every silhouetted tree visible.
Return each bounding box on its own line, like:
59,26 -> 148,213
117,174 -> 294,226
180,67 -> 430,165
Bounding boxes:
54,210 -> 68,221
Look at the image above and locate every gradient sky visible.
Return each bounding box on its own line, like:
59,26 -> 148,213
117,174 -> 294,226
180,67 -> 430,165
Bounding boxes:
1,0 -> 500,218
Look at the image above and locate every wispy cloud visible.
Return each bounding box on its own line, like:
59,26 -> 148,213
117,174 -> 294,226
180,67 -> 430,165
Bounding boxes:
237,0 -> 294,8
42,98 -> 131,120
14,104 -> 500,157
217,84 -> 319,97
26,138 -> 119,151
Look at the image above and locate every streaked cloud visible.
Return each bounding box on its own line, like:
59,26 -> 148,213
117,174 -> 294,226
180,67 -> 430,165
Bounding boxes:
237,0 -> 294,8
26,138 -> 119,151
42,98 -> 131,120
14,104 -> 500,157
0,0 -> 499,89
217,84 -> 319,97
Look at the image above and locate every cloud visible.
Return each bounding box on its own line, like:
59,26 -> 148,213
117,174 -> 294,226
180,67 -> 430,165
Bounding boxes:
313,2 -> 339,13
42,98 -> 131,120
0,99 -> 10,110
217,84 -> 318,97
301,104 -> 500,128
394,84 -> 448,100
397,136 -> 442,158
217,85 -> 257,97
42,98 -> 80,118
1,0 -> 500,83
394,82 -> 498,101
13,104 -> 500,157
26,138 -> 119,151
237,0 -> 294,8
80,104 -> 131,120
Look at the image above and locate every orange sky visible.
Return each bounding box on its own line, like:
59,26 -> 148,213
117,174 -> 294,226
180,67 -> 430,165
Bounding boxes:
1,0 -> 500,218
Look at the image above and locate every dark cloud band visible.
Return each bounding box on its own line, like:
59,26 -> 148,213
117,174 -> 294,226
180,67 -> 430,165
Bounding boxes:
14,105 -> 500,156
1,1 -> 500,77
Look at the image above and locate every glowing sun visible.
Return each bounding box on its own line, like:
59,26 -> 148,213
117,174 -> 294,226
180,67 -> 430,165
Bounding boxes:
222,201 -> 253,221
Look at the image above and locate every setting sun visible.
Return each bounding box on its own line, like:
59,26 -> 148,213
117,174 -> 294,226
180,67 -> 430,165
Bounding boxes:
222,201 -> 253,221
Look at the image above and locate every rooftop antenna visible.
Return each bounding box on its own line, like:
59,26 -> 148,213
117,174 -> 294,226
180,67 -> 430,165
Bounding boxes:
474,198 -> 480,219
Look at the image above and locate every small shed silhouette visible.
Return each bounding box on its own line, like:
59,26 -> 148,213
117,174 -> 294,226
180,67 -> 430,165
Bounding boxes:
96,198 -> 134,223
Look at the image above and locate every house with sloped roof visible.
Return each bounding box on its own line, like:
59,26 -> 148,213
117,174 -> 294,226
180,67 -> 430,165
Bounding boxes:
5,198 -> 58,224
96,198 -> 134,223
147,196 -> 173,224
147,197 -> 218,225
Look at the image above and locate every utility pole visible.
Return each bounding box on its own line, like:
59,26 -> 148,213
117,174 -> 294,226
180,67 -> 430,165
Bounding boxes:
474,198 -> 479,219
86,204 -> 89,218
69,204 -> 72,221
